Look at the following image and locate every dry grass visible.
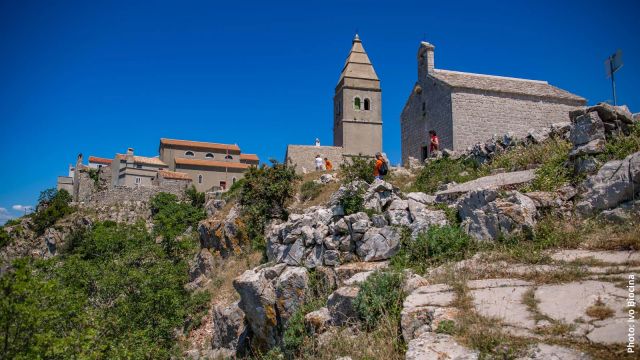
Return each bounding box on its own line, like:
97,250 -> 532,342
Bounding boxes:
299,317 -> 405,360
207,250 -> 263,303
585,298 -> 615,321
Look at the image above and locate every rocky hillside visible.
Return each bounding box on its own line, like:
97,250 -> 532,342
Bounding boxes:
1,103 -> 639,359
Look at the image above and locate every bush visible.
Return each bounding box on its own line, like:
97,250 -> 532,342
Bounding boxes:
150,193 -> 205,259
223,178 -> 245,201
521,140 -> 572,191
238,161 -> 301,250
354,270 -> 405,330
31,188 -> 74,235
300,180 -> 323,202
340,188 -> 364,215
340,156 -> 376,184
391,225 -> 473,274
597,122 -> 640,162
185,185 -> 205,208
1,221 -> 208,359
0,226 -> 11,248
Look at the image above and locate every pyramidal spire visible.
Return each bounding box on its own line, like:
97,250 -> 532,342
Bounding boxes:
338,34 -> 379,83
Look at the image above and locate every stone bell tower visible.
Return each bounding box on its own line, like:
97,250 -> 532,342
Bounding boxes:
333,34 -> 382,156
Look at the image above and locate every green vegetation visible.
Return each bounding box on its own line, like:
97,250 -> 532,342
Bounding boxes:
391,225 -> 473,274
3,218 -> 22,227
150,192 -> 205,259
87,168 -> 100,186
223,177 -> 246,201
340,155 -> 376,184
435,319 -> 456,335
597,121 -> 640,163
32,188 -> 74,235
353,270 -> 405,330
238,161 -> 301,250
185,185 -> 206,208
1,221 -> 209,359
340,188 -> 365,215
412,157 -> 487,194
300,180 -> 323,202
0,227 -> 10,248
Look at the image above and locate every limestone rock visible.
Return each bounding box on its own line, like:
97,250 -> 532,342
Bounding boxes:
406,332 -> 479,360
406,192 -> 436,205
598,199 -> 640,223
211,301 -> 249,355
517,343 -> 591,360
327,286 -> 360,326
576,152 -> 640,215
356,226 -> 401,261
569,112 -> 605,146
304,307 -> 332,334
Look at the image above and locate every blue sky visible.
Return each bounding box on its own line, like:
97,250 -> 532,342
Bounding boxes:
0,0 -> 638,223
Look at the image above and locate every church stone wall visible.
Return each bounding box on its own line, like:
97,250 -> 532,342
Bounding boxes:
400,78 -> 453,165
285,145 -> 344,174
451,90 -> 583,150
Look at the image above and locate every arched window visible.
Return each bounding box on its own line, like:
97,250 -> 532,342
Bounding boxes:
354,97 -> 361,110
185,151 -> 195,157
198,174 -> 203,184
364,98 -> 370,111
225,155 -> 233,160
205,153 -> 214,159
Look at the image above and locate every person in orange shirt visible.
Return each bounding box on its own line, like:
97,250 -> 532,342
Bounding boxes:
324,158 -> 333,171
373,152 -> 387,180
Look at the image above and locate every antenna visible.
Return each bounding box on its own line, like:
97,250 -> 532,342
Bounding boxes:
605,49 -> 623,106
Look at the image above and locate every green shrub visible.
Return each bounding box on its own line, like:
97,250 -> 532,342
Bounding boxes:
185,185 -> 206,208
223,178 -> 246,201
1,221 -> 208,359
391,225 -> 473,274
340,155 -> 376,184
597,122 -> 640,162
150,192 -> 205,259
238,161 -> 301,250
435,319 -> 456,335
340,188 -> 364,215
4,218 -> 22,227
522,140 -> 572,191
354,270 -> 405,330
31,188 -> 74,235
300,180 -> 323,202
0,226 -> 11,248
412,157 -> 487,194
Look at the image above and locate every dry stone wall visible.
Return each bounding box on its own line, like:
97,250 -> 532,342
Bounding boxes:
285,145 -> 345,174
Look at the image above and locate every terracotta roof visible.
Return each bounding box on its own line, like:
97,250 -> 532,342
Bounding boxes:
158,170 -> 192,181
430,69 -> 585,102
115,154 -> 167,166
240,153 -> 259,161
88,156 -> 112,165
175,158 -> 252,170
160,138 -> 241,152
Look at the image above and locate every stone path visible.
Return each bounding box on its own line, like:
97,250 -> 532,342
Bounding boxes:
436,169 -> 536,196
404,249 -> 638,359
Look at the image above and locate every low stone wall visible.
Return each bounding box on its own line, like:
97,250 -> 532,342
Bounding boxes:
81,184 -> 185,208
285,145 -> 345,174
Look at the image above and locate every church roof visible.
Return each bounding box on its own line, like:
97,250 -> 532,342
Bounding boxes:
429,69 -> 585,102
338,34 -> 379,82
160,138 -> 241,152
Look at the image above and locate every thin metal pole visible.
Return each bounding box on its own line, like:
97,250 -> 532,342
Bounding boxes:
610,56 -> 617,106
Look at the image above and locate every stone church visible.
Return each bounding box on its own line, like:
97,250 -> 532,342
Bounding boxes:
400,41 -> 586,164
286,34 -> 383,173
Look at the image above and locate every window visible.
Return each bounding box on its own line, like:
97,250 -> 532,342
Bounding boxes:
225,155 -> 233,160
136,164 -> 142,169
198,174 -> 203,184
354,97 -> 361,110
205,153 -> 214,159
185,151 -> 195,157
364,98 -> 370,111
135,177 -> 141,185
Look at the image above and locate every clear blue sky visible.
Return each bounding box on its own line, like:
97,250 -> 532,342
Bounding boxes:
0,0 -> 638,223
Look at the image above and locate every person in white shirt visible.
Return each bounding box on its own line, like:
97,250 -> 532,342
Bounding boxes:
315,138 -> 320,146
315,155 -> 323,171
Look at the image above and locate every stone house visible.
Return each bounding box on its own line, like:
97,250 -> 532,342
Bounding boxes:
88,156 -> 112,169
111,148 -> 168,188
400,41 -> 586,164
286,34 -> 383,173
159,138 -> 259,192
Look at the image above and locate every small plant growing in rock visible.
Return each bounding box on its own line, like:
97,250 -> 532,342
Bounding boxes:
340,155 -> 376,184
435,319 -> 456,335
340,188 -> 364,215
354,270 -> 405,330
586,298 -> 615,320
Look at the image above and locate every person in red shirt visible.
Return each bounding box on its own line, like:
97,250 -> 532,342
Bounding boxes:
429,130 -> 440,156
373,152 -> 385,180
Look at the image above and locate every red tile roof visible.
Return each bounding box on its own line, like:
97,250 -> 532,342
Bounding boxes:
240,153 -> 259,161
175,158 -> 253,170
160,138 -> 241,152
116,154 -> 167,166
88,156 -> 112,165
158,170 -> 192,181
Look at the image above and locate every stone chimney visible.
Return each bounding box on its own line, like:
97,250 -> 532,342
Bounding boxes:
418,41 -> 435,80
127,148 -> 134,155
